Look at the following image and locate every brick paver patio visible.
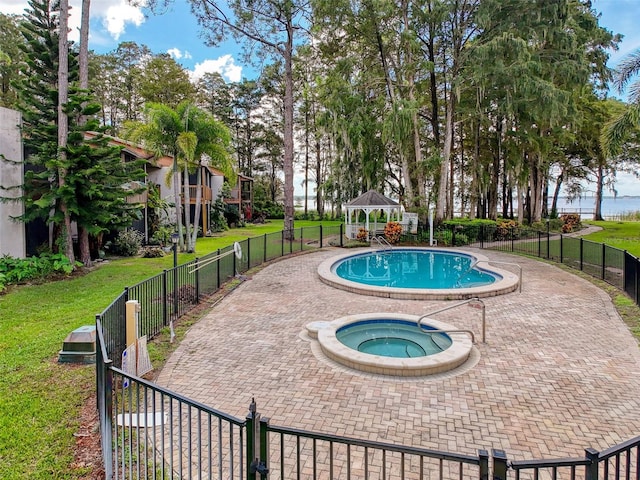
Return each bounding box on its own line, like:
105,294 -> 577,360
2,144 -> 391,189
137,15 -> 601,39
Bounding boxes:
156,247 -> 640,462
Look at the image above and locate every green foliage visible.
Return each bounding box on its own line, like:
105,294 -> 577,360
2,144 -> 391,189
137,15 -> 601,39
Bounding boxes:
560,213 -> 582,233
0,253 -> 80,291
141,246 -> 165,258
254,197 -> 284,219
107,229 -> 144,257
150,224 -> 174,246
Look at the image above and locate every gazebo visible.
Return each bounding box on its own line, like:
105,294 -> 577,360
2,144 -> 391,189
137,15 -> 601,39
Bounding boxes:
345,190 -> 416,240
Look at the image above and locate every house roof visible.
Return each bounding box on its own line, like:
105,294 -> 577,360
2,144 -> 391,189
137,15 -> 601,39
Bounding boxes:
84,131 -> 174,168
346,190 -> 399,207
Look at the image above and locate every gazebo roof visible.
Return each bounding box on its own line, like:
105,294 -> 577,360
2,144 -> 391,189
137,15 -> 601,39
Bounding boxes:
346,190 -> 400,207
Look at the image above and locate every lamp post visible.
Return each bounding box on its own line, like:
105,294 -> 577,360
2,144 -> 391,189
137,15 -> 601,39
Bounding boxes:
171,233 -> 179,315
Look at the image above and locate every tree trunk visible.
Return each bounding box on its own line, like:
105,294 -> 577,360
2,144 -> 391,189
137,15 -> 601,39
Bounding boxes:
282,21 -> 295,240
173,157 -> 183,250
594,162 -> 604,221
191,165 -> 203,247
78,227 -> 91,265
183,166 -> 192,252
551,172 -> 563,218
58,0 -> 75,265
78,0 -> 92,265
529,152 -> 545,223
436,95 -> 455,222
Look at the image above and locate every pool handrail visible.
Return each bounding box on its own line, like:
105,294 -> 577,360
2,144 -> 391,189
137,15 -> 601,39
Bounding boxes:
372,235 -> 393,251
478,260 -> 522,293
417,297 -> 486,343
420,328 -> 476,344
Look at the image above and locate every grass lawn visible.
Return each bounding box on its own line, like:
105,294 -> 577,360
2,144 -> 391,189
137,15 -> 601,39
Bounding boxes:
582,221 -> 640,257
0,219 -> 339,479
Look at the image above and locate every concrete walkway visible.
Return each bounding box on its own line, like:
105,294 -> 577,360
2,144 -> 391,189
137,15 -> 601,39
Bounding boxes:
156,247 -> 640,462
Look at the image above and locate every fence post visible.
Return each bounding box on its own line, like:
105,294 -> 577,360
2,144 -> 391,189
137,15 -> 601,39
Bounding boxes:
492,449 -> 508,480
122,287 -> 129,345
259,416 -> 270,479
480,225 -> 484,249
537,231 -> 541,258
264,234 -> 267,263
194,258 -> 200,302
246,239 -> 251,270
246,399 -> 256,480
546,222 -> 550,259
247,398 -> 268,479
560,235 -> 564,264
585,448 -> 599,480
96,317 -> 114,480
478,449 -> 489,480
340,224 -> 344,247
580,238 -> 584,271
601,244 -> 606,280
511,227 -> 515,252
281,231 -> 285,257
320,225 -> 323,248
216,249 -> 221,289
162,271 -> 168,326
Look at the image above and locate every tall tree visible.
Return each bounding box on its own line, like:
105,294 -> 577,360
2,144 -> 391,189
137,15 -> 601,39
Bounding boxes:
139,53 -> 195,107
179,0 -> 309,239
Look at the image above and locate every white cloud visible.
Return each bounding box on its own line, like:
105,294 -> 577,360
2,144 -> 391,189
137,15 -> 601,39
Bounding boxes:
101,2 -> 146,40
0,0 -> 148,42
191,55 -> 242,83
167,48 -> 192,60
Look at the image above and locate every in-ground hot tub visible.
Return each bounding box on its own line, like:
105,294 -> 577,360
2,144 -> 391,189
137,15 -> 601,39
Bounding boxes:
318,248 -> 518,300
306,313 -> 473,377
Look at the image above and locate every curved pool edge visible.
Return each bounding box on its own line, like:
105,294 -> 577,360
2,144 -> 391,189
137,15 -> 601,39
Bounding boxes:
306,313 -> 473,377
317,247 -> 519,300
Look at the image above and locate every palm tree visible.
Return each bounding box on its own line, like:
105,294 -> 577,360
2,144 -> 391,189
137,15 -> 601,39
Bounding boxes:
179,105 -> 234,250
123,102 -> 234,252
603,50 -> 640,155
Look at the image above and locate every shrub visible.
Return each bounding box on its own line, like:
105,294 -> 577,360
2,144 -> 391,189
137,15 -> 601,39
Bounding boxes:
384,221 -> 403,244
495,219 -> 519,240
0,253 -> 80,291
560,213 -> 581,233
150,224 -> 173,246
141,246 -> 165,258
434,229 -> 452,246
109,230 -> 144,257
356,227 -> 369,242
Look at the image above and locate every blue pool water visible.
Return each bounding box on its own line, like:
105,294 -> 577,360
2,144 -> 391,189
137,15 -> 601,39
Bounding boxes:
333,249 -> 498,289
336,319 -> 452,358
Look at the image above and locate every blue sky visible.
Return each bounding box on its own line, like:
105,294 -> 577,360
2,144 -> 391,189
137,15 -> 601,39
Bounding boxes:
2,0 -> 639,86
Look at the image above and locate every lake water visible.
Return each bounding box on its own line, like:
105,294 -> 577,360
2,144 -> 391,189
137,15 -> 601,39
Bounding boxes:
296,196 -> 640,219
554,196 -> 640,218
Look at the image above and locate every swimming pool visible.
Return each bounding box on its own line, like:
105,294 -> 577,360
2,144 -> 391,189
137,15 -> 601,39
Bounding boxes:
306,313 -> 473,376
318,248 -> 519,300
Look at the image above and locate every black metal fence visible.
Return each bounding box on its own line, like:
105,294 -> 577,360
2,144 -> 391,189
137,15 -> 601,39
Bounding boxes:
416,223 -> 639,307
97,225 -> 344,366
96,222 -> 640,479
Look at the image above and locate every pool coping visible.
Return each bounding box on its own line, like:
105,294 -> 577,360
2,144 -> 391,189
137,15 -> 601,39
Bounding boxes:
317,247 -> 520,300
306,313 -> 473,377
